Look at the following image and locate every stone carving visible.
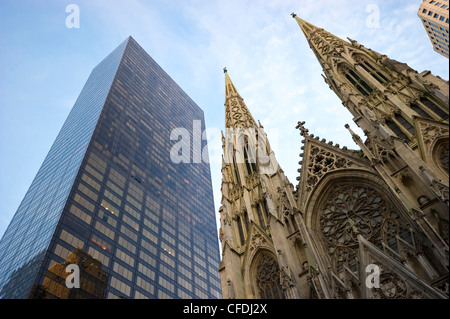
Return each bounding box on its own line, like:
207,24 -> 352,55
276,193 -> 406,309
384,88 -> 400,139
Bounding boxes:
305,146 -> 352,192
276,187 -> 292,216
439,220 -> 449,244
334,246 -> 358,272
420,123 -> 449,145
372,270 -> 408,299
249,233 -> 266,252
434,181 -> 449,206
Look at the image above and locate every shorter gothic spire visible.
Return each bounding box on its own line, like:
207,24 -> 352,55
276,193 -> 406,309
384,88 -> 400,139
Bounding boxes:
224,70 -> 258,129
224,69 -> 242,101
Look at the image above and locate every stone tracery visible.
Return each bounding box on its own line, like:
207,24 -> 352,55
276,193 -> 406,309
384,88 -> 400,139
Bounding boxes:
320,184 -> 386,247
255,254 -> 285,299
305,146 -> 352,192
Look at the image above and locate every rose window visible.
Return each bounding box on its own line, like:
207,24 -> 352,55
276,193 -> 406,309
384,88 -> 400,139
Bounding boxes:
320,184 -> 386,247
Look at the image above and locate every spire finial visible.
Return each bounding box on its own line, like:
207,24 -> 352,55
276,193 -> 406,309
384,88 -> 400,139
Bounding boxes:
291,12 -> 296,18
223,67 -> 227,73
296,121 -> 309,137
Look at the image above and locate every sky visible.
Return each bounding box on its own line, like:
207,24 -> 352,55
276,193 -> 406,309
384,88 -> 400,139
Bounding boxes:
0,0 -> 448,241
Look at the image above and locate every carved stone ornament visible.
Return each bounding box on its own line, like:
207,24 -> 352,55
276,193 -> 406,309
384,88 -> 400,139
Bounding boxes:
408,291 -> 423,299
420,123 -> 449,145
439,220 -> 449,244
249,233 -> 266,252
280,266 -> 296,292
305,146 -> 352,192
334,246 -> 358,271
276,187 -> 291,214
434,182 -> 449,206
372,271 -> 408,299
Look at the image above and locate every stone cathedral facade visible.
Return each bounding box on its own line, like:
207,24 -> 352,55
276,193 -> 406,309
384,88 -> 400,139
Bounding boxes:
217,15 -> 449,299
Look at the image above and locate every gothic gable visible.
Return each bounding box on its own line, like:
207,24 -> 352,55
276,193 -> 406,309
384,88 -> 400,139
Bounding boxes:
241,221 -> 274,268
295,124 -> 372,206
414,117 -> 449,165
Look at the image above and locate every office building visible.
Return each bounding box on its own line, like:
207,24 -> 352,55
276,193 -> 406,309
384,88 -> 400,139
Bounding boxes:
0,37 -> 222,299
418,0 -> 449,58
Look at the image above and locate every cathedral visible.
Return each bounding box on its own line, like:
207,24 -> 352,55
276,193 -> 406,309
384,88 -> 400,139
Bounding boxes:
217,15 -> 449,299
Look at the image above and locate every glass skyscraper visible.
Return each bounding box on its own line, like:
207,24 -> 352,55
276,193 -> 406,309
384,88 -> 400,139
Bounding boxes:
0,37 -> 222,299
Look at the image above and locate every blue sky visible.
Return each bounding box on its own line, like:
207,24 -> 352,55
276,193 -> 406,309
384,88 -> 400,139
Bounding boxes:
0,0 -> 448,239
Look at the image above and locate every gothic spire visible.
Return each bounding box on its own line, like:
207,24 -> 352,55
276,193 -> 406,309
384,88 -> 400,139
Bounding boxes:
291,13 -> 349,67
224,68 -> 258,129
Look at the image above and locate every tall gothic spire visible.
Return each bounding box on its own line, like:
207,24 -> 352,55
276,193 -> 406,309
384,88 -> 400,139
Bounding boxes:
291,13 -> 449,144
291,13 -> 370,104
224,68 -> 258,129
292,14 -> 449,282
291,13 -> 350,68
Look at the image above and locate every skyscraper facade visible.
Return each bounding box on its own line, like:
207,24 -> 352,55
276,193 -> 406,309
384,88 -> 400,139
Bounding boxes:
418,0 -> 449,58
0,37 -> 222,299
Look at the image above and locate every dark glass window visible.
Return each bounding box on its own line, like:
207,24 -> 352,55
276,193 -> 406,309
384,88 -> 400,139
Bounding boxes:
237,217 -> 245,246
410,102 -> 432,119
355,54 -> 390,84
340,64 -> 373,96
394,113 -> 415,136
256,204 -> 266,230
386,119 -> 410,141
420,97 -> 449,120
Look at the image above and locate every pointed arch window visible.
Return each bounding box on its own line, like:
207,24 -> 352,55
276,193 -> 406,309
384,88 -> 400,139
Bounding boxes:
256,203 -> 267,230
255,254 -> 285,299
243,136 -> 258,175
383,112 -> 414,142
410,102 -> 433,119
232,148 -> 241,185
264,200 -> 270,214
236,216 -> 245,246
385,118 -> 410,141
235,210 -> 249,246
290,215 -> 299,232
419,97 -> 449,120
394,113 -> 415,136
339,64 -> 373,96
243,210 -> 250,232
354,54 -> 390,84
